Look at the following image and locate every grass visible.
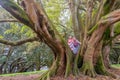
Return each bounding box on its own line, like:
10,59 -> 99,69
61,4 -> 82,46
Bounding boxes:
0,64 -> 120,77
0,70 -> 47,77
111,64 -> 120,69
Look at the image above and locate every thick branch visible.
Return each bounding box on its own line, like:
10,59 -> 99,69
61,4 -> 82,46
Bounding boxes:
100,9 -> 120,26
0,19 -> 18,23
0,0 -> 33,28
89,9 -> 120,34
0,37 -> 39,46
89,9 -> 120,46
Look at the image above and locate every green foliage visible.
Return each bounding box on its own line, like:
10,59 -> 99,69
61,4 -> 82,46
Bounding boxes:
103,0 -> 111,15
114,22 -> 120,34
44,0 -> 64,21
25,42 -> 53,68
4,23 -> 20,35
4,23 -> 35,39
0,15 -> 53,73
110,46 -> 120,64
20,25 -> 35,37
0,56 -> 7,63
43,0 -> 73,37
0,35 -> 3,39
103,27 -> 110,41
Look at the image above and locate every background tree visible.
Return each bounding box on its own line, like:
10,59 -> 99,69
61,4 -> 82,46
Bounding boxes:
0,7 -> 53,74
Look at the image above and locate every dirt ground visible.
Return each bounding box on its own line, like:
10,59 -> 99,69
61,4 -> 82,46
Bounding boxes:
0,69 -> 120,80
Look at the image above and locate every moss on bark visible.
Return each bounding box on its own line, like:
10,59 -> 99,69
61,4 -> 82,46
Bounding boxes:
95,54 -> 108,75
95,53 -> 116,78
80,61 -> 96,77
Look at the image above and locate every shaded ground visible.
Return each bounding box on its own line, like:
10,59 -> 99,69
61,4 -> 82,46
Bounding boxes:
0,69 -> 120,80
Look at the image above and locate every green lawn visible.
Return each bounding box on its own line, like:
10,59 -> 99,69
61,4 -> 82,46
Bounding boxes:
0,64 -> 120,77
0,70 -> 47,77
111,64 -> 120,69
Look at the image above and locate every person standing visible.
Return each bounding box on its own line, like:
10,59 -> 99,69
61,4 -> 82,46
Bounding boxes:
67,36 -> 80,54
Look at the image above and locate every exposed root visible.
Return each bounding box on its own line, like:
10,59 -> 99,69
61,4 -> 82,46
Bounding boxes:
73,65 -> 79,76
95,64 -> 117,79
35,60 -> 57,80
65,52 -> 73,77
80,63 -> 96,77
105,71 -> 117,79
73,54 -> 80,76
35,70 -> 53,80
95,55 -> 117,79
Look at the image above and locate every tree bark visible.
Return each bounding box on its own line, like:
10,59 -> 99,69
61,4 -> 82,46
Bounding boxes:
69,0 -> 81,40
103,45 -> 111,68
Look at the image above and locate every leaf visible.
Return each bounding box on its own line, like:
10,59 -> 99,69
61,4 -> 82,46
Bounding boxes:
4,29 -> 13,34
114,21 -> 120,34
0,35 -> 3,39
20,25 -> 28,33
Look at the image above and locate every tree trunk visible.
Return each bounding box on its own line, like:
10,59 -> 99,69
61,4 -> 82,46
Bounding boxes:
69,0 -> 81,40
80,23 -> 107,76
103,45 -> 111,69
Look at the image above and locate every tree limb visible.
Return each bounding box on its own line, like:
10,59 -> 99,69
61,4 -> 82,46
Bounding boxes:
0,0 -> 33,28
89,9 -> 120,34
106,33 -> 120,45
0,19 -> 19,23
0,37 -> 39,46
100,9 -> 120,25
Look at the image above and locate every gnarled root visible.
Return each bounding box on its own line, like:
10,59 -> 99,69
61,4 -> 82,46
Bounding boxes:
80,62 -> 96,77
95,55 -> 117,79
73,54 -> 81,76
35,60 -> 57,80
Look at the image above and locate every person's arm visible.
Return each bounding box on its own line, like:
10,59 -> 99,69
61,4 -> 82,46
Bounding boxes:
76,39 -> 81,44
